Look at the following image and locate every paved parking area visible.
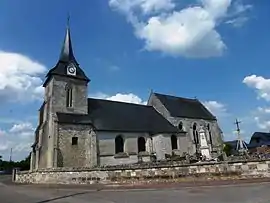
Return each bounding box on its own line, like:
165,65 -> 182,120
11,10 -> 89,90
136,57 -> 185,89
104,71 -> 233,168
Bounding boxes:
1,179 -> 270,203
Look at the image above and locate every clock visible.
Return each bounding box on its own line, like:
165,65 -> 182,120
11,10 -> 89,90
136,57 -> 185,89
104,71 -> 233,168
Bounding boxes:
67,63 -> 76,76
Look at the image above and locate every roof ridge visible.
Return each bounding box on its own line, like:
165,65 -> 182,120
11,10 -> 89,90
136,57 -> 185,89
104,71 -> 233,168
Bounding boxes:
87,97 -> 149,107
254,132 -> 270,134
153,92 -> 198,101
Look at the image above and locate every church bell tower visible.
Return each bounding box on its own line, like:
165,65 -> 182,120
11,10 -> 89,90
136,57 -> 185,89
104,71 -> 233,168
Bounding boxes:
43,17 -> 90,115
39,17 -> 90,168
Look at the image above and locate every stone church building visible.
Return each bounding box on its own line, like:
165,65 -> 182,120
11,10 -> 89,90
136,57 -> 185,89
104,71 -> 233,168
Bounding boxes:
30,24 -> 224,170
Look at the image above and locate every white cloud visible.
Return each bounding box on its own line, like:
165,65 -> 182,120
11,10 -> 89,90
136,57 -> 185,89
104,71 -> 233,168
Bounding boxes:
109,65 -> 120,71
243,75 -> 270,132
90,92 -> 147,104
201,0 -> 231,20
0,122 -> 34,160
226,16 -> 248,27
224,1 -> 252,27
0,51 -> 46,103
250,106 -> 270,131
243,75 -> 270,101
109,0 -> 175,15
203,100 -> 228,118
109,0 -> 252,58
254,116 -> 270,131
231,1 -> 252,15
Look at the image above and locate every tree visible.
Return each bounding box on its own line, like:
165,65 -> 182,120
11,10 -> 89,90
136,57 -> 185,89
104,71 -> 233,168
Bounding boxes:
0,153 -> 31,171
223,144 -> 232,156
17,153 -> 31,170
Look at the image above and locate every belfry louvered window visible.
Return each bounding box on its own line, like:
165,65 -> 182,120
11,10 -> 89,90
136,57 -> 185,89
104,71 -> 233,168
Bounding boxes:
65,84 -> 73,108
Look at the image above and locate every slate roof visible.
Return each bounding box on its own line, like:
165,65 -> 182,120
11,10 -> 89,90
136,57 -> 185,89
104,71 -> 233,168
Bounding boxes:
57,98 -> 178,134
248,132 -> 270,148
43,24 -> 89,87
153,93 -> 216,120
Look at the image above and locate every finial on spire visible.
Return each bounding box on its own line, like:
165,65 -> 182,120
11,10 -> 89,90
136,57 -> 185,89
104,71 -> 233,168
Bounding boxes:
58,13 -> 77,64
67,12 -> 70,28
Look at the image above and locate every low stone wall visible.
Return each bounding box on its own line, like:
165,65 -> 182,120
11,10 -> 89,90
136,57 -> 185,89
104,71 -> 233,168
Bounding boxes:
15,160 -> 270,185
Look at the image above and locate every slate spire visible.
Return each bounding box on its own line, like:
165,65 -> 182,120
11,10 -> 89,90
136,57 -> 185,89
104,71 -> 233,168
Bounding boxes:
43,15 -> 90,87
58,14 -> 78,64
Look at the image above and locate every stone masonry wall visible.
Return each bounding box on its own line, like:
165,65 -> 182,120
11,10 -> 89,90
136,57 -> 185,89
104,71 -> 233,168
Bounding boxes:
15,160 -> 270,185
57,123 -> 92,167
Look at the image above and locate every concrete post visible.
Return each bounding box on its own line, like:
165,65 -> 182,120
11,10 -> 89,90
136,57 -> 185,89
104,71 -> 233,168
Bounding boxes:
35,149 -> 39,170
90,129 -> 97,167
30,151 -> 34,172
12,168 -> 17,182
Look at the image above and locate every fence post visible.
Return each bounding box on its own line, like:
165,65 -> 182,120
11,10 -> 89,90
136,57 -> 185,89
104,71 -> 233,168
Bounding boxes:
12,168 -> 17,182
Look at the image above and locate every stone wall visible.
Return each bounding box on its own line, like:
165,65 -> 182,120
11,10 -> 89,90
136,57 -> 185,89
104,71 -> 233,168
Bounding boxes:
15,160 -> 270,185
57,123 -> 92,168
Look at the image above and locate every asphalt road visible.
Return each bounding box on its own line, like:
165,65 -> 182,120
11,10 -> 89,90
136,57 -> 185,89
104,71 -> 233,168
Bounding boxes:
1,176 -> 270,203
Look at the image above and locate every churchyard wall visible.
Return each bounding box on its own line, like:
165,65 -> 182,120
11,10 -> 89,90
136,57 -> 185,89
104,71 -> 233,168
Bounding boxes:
14,160 -> 270,185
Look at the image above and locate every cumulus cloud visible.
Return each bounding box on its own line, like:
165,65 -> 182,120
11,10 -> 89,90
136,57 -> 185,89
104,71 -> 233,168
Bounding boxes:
203,100 -> 228,118
109,65 -> 120,71
243,75 -> 270,101
90,92 -> 147,104
251,107 -> 270,131
0,51 -> 46,103
225,16 -> 249,27
0,122 -> 34,160
109,0 -> 175,15
109,0 -> 252,58
243,75 -> 270,130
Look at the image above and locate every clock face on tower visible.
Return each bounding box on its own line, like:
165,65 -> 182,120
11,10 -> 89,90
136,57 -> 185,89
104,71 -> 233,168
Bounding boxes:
67,63 -> 76,76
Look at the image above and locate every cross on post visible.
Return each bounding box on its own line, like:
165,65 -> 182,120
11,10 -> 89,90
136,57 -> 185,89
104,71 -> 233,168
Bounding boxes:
234,118 -> 241,134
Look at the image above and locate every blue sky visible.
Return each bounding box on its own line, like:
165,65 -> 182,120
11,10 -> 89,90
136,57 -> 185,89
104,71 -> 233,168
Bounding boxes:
0,0 -> 269,161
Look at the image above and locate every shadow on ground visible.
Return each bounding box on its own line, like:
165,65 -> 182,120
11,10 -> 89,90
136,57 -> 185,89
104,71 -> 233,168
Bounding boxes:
35,191 -> 90,203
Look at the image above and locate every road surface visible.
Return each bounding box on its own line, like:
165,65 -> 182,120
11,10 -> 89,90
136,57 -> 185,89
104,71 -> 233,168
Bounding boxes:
0,176 -> 270,203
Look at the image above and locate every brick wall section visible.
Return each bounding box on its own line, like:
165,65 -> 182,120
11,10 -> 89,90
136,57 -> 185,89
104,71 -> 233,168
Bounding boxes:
15,160 -> 270,185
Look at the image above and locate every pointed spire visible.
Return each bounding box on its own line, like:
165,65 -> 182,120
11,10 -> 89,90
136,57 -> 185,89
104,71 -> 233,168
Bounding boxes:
59,14 -> 78,64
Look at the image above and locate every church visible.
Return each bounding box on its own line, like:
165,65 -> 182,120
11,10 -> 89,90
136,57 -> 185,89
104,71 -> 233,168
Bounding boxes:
30,23 -> 224,170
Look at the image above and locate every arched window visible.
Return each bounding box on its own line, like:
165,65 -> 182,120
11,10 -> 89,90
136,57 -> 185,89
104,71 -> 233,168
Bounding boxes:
65,84 -> 73,108
137,137 -> 146,152
115,135 -> 124,154
193,123 -> 199,144
171,134 -> 178,150
207,124 -> 213,146
178,122 -> 183,131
